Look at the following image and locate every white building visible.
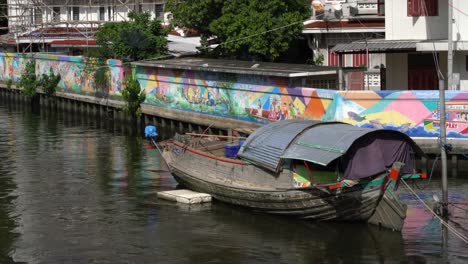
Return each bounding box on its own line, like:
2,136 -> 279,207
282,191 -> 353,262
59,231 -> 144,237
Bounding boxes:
333,0 -> 468,90
5,0 -> 173,54
303,0 -> 386,90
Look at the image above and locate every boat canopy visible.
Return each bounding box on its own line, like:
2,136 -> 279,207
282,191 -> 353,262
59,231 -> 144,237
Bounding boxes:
237,120 -> 424,180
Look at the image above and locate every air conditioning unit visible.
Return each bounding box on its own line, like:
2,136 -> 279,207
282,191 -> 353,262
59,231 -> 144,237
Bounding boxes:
349,0 -> 378,16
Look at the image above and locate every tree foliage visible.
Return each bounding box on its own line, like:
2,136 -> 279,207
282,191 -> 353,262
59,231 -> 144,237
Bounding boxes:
94,11 -> 168,61
19,60 -> 38,98
166,0 -> 310,61
39,67 -> 61,96
122,74 -> 146,117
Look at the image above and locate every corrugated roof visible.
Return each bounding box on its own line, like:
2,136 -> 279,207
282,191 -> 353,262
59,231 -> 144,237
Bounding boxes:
281,124 -> 376,166
331,40 -> 419,53
238,120 -> 320,171
238,120 -> 424,173
132,58 -> 338,78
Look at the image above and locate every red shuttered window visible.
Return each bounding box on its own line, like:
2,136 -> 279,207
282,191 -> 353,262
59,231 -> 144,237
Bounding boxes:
408,0 -> 438,17
353,53 -> 368,67
328,47 -> 345,66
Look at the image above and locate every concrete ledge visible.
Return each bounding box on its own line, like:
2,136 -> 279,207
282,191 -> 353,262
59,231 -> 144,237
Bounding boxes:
157,189 -> 212,204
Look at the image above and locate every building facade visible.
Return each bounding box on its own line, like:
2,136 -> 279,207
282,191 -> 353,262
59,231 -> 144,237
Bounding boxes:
5,0 -> 171,53
303,0 -> 386,90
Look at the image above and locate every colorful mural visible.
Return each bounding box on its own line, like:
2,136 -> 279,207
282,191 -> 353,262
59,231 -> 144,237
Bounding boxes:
325,90 -> 468,138
1,52 -> 468,139
0,53 -> 126,96
136,66 -> 335,123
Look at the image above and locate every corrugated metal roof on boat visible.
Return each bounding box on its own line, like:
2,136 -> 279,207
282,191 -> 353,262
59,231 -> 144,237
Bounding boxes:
237,120 -> 320,172
281,124 -> 377,166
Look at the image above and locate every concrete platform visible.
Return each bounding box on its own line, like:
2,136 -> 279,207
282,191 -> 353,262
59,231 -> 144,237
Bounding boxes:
157,189 -> 212,204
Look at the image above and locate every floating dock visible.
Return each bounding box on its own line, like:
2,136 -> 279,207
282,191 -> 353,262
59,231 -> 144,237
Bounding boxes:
157,189 -> 212,204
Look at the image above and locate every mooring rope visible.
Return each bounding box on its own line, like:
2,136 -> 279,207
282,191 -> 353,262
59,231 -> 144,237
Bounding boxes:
401,179 -> 468,244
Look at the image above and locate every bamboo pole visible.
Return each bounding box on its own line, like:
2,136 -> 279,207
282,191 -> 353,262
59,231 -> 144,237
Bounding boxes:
185,133 -> 247,139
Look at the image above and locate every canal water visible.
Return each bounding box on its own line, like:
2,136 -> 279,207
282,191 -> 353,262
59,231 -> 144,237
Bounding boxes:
0,100 -> 467,264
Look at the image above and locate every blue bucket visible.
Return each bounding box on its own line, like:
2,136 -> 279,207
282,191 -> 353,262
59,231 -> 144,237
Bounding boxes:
224,143 -> 241,158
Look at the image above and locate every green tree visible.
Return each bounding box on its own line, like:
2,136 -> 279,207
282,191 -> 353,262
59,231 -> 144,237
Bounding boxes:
94,11 -> 168,61
39,67 -> 61,96
19,60 -> 38,98
122,74 -> 146,117
166,0 -> 310,61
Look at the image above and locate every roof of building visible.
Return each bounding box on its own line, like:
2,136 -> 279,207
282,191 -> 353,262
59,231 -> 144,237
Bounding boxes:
50,39 -> 98,48
132,58 -> 338,78
302,19 -> 385,34
331,39 -> 419,53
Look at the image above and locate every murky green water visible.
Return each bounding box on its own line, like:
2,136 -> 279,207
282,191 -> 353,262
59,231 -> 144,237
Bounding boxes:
0,99 -> 467,264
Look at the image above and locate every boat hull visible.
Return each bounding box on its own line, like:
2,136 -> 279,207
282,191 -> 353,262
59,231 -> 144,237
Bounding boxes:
167,145 -> 401,223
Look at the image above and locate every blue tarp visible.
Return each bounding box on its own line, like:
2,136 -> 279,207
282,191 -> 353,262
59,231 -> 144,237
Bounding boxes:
145,126 -> 158,137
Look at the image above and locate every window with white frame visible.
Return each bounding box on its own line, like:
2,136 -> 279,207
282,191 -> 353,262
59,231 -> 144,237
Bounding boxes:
155,4 -> 164,20
99,7 -> 105,21
73,7 -> 79,21
53,7 -> 60,22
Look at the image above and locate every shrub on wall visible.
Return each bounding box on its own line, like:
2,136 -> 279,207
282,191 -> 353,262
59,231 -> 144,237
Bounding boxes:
122,74 -> 146,117
39,67 -> 61,96
5,78 -> 13,89
19,60 -> 38,98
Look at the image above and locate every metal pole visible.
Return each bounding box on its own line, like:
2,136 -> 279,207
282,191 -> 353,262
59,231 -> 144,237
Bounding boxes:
448,0 -> 454,90
338,53 -> 344,90
439,79 -> 449,217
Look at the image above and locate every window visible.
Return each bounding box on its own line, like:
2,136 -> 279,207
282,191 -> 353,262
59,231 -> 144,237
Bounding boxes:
407,0 -> 438,17
465,55 -> 468,71
108,6 -> 112,21
377,0 -> 385,16
99,7 -> 105,21
73,7 -> 79,21
328,47 -> 345,66
53,7 -> 60,22
155,4 -> 164,20
34,8 -> 43,24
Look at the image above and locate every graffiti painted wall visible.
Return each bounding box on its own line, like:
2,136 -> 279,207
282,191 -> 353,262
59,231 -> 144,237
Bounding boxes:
135,65 -> 468,138
1,52 -> 468,138
325,90 -> 468,138
136,66 -> 335,123
0,53 -> 127,96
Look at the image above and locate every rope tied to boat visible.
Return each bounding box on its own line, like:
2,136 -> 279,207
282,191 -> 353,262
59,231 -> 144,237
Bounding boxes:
401,179 -> 468,244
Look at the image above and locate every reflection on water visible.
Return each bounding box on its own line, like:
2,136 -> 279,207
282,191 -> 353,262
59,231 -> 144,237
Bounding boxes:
0,100 -> 467,264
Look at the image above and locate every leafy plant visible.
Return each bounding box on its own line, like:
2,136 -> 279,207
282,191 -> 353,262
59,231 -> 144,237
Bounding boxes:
19,60 -> 38,98
39,67 -> 61,96
313,52 -> 324,65
166,0 -> 310,61
5,78 -> 12,89
94,11 -> 168,62
122,74 -> 146,117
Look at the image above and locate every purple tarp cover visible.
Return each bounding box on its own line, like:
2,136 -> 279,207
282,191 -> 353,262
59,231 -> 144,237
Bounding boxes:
341,133 -> 415,180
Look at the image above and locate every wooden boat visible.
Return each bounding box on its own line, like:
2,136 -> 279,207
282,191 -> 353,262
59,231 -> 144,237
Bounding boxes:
157,120 -> 426,231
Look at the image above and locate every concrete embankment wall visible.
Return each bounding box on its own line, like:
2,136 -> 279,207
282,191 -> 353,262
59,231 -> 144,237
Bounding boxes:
1,52 -> 468,155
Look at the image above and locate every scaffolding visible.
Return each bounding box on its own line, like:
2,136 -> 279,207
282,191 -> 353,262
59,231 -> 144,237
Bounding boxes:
1,0 -> 166,52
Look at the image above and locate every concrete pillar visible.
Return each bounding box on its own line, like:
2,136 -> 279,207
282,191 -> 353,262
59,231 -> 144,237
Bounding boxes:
170,119 -> 175,129
420,156 -> 428,175
144,114 -> 149,126
451,154 -> 458,178
338,54 -> 344,91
